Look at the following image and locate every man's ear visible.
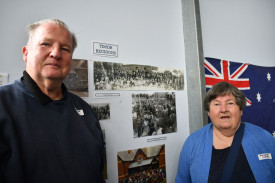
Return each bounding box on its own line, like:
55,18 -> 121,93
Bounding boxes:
22,46 -> 28,63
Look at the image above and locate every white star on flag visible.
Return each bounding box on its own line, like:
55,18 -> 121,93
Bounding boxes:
267,72 -> 271,81
256,92 -> 261,102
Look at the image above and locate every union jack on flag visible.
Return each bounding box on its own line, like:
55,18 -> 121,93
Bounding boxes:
204,57 -> 275,136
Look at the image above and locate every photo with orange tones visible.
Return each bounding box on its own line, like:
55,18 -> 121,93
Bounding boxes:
117,144 -> 166,183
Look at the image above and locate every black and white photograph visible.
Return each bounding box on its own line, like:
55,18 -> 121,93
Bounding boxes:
64,59 -> 88,97
117,144 -> 166,183
0,73 -> 8,86
93,61 -> 184,91
132,92 -> 177,138
90,103 -> 111,121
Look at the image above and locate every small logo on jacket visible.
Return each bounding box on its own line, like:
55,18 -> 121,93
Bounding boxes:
258,153 -> 272,160
75,108 -> 84,116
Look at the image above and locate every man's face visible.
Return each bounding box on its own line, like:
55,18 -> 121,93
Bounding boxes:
23,22 -> 73,83
208,94 -> 243,132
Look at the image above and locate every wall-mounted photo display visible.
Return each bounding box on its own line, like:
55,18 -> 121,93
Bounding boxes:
64,59 -> 88,97
117,144 -> 166,183
89,103 -> 111,121
0,73 -> 8,86
93,61 -> 184,91
132,92 -> 177,138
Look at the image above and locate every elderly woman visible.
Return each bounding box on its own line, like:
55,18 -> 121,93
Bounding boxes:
175,81 -> 275,183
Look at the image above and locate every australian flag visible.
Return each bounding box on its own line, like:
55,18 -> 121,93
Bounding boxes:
204,57 -> 275,137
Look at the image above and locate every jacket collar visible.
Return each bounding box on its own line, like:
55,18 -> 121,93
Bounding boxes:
22,71 -> 67,104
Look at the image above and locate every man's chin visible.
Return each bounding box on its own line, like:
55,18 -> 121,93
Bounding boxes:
42,71 -> 64,80
44,75 -> 65,82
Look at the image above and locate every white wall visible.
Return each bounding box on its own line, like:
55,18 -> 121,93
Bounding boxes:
199,0 -> 275,66
0,1 -> 189,182
0,0 -> 187,82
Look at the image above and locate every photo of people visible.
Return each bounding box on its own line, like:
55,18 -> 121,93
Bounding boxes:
132,92 -> 177,138
63,59 -> 88,97
93,61 -> 184,91
117,144 -> 166,183
90,103 -> 111,121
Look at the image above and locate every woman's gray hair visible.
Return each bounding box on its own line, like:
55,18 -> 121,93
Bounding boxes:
26,18 -> 77,52
203,81 -> 247,112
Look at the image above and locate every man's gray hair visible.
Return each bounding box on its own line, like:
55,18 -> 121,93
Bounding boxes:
26,18 -> 77,52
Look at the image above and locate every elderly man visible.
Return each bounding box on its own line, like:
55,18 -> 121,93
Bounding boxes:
0,19 -> 105,183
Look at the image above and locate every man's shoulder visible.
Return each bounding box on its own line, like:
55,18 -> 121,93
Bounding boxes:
0,80 -> 22,94
67,91 -> 87,103
0,82 -> 15,91
66,91 -> 92,110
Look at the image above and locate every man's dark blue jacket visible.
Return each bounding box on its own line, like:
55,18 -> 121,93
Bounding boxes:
0,71 -> 105,183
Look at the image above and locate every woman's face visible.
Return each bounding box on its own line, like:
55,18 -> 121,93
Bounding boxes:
208,94 -> 243,133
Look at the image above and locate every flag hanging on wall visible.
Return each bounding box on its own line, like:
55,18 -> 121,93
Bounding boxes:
204,57 -> 275,136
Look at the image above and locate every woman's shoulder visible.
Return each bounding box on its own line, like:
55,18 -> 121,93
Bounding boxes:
184,123 -> 212,146
243,122 -> 275,144
244,122 -> 272,135
189,123 -> 212,137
